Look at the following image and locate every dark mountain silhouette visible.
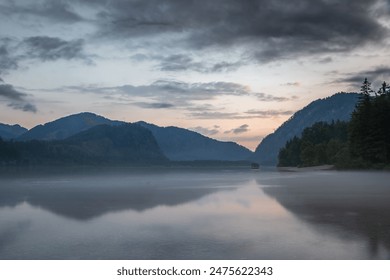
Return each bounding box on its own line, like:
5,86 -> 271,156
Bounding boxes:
18,112 -> 123,141
63,124 -> 167,164
137,121 -> 253,161
253,93 -> 359,166
14,112 -> 252,161
4,124 -> 167,165
0,123 -> 27,140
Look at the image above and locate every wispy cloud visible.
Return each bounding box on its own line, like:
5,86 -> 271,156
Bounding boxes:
155,54 -> 242,73
187,108 -> 295,120
0,80 -> 37,113
22,36 -> 88,62
189,125 -> 220,136
224,124 -> 250,134
244,109 -> 295,118
336,66 -> 390,86
0,38 -> 19,75
131,102 -> 175,109
281,82 -> 300,87
0,35 -> 91,75
55,80 -> 293,104
254,92 -> 297,102
187,111 -> 239,119
131,53 -> 243,73
0,1 -> 83,23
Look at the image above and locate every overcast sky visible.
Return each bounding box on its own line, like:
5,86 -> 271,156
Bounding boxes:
1,0 -> 390,150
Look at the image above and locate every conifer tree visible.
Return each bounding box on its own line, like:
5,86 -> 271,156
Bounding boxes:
349,78 -> 372,160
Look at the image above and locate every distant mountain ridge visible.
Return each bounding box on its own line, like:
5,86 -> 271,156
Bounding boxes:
11,112 -> 252,162
62,124 -> 167,164
18,112 -> 123,141
1,124 -> 167,165
0,123 -> 27,140
253,92 -> 360,166
137,121 -> 252,161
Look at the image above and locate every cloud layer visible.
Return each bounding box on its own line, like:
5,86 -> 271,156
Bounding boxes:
85,0 -> 390,62
225,124 -> 250,135
337,66 -> 390,86
0,80 -> 37,113
61,80 -> 293,104
0,36 -> 90,75
2,0 -> 389,65
0,1 -> 83,23
190,125 -> 220,136
23,36 -> 86,62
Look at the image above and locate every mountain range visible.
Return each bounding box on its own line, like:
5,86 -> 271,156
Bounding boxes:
252,92 -> 359,165
0,124 -> 167,165
1,112 -> 252,163
18,112 -> 123,141
0,92 -> 360,165
137,121 -> 252,161
0,123 -> 27,140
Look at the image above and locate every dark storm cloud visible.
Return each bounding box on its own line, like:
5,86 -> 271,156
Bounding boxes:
0,0 -> 83,23
22,36 -> 87,62
336,66 -> 390,85
77,0 -> 389,62
225,124 -> 250,135
3,0 -> 388,65
0,82 -> 37,113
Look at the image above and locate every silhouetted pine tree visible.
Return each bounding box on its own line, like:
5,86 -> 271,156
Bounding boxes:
349,78 -> 373,161
349,78 -> 390,166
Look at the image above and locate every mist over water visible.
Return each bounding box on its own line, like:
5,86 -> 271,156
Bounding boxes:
0,168 -> 389,259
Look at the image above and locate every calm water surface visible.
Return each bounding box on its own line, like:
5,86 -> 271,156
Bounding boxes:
0,168 -> 389,259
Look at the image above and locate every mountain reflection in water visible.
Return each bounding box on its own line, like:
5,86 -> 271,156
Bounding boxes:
0,168 -> 389,259
0,169 -> 243,220
259,171 -> 390,259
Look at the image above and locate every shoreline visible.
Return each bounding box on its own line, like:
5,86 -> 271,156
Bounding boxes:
277,165 -> 335,172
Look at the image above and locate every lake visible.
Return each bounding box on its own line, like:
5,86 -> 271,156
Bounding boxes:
0,168 -> 389,259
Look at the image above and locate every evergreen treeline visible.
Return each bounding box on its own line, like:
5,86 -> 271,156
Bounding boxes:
0,124 -> 168,166
349,79 -> 390,167
278,121 -> 349,167
278,79 -> 390,169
